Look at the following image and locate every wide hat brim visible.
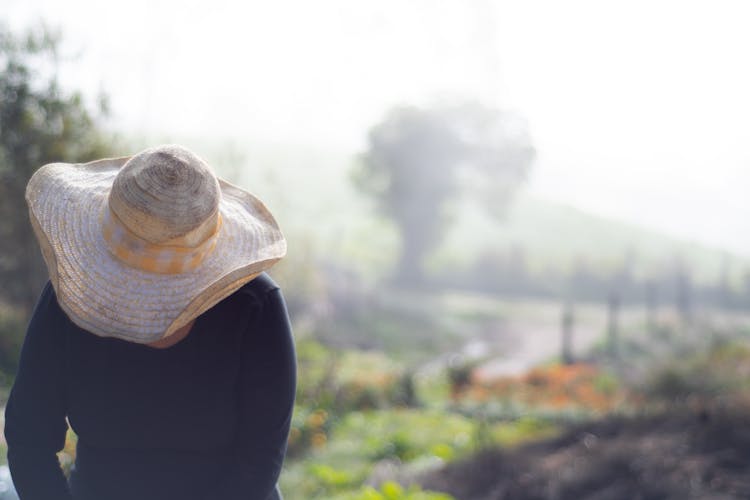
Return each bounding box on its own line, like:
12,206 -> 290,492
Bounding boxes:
26,156 -> 287,343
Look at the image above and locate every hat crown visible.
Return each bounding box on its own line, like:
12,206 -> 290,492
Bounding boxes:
108,145 -> 221,244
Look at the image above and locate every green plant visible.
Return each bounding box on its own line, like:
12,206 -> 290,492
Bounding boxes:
0,311 -> 25,380
343,481 -> 454,500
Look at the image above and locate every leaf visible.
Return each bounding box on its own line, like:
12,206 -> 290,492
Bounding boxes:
381,481 -> 404,499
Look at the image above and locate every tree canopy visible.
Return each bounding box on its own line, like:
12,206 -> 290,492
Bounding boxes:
354,102 -> 535,285
0,24 -> 112,313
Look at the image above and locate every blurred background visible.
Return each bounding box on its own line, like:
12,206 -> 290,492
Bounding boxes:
2,1 -> 750,499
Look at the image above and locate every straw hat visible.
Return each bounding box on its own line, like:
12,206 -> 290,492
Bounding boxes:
25,144 -> 286,343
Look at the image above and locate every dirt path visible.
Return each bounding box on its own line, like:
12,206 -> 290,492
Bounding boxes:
421,299 -> 614,379
436,300 -> 750,380
471,321 -> 604,378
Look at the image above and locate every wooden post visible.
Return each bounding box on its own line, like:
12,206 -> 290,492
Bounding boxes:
607,292 -> 620,359
718,254 -> 730,310
645,280 -> 657,334
561,300 -> 575,365
676,267 -> 692,323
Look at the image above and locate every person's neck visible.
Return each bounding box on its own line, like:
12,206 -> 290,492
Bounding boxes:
146,320 -> 195,349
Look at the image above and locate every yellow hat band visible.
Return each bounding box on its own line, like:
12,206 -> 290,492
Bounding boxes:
101,207 -> 223,274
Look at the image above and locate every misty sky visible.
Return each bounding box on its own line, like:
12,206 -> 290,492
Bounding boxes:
6,0 -> 750,256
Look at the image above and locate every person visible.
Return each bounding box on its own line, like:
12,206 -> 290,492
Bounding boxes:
3,145 -> 296,500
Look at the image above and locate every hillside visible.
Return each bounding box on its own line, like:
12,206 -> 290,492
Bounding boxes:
435,193 -> 747,285
130,138 -> 747,287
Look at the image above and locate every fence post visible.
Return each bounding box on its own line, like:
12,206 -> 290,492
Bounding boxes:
561,300 -> 575,365
645,280 -> 657,334
607,292 -> 620,359
676,268 -> 693,323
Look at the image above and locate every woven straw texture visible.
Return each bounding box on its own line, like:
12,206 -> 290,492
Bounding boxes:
26,154 -> 286,343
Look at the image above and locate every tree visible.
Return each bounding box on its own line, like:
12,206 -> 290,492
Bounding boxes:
354,102 -> 534,285
0,24 -> 112,315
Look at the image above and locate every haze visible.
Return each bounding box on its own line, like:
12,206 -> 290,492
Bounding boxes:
6,0 -> 750,256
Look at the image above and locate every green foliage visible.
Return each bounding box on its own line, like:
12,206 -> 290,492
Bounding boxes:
337,482 -> 455,500
308,464 -> 359,489
282,409 -> 476,498
288,405 -> 333,458
282,407 -> 556,499
0,309 -> 26,381
289,339 -> 417,457
488,416 -> 557,447
344,411 -> 470,468
0,23 -> 113,316
645,340 -> 750,403
0,23 -> 114,378
295,338 -> 407,410
593,372 -> 620,396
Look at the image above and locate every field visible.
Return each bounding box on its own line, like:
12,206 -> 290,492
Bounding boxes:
276,284 -> 750,499
0,293 -> 747,499
0,286 -> 743,498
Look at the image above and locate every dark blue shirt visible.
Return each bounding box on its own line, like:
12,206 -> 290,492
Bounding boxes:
4,274 -> 296,500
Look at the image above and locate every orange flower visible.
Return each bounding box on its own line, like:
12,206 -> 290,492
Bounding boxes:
311,432 -> 327,449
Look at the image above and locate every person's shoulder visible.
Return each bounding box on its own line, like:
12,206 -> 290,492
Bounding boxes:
236,272 -> 281,302
35,281 -> 65,317
25,281 -> 75,342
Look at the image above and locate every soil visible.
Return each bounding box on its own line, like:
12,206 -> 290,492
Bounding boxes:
419,407 -> 750,500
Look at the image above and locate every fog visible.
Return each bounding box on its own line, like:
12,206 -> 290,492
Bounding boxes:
6,0 -> 750,255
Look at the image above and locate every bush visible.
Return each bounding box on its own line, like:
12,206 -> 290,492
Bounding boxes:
338,481 -> 454,500
0,311 -> 26,382
645,341 -> 750,404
